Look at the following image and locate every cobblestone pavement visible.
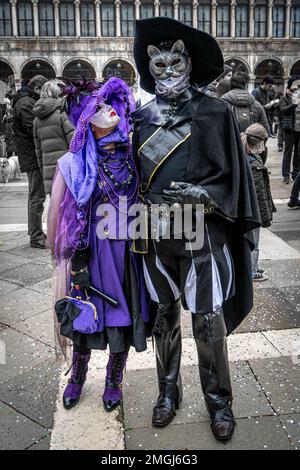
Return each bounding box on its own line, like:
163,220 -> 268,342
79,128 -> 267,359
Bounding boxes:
0,139 -> 299,450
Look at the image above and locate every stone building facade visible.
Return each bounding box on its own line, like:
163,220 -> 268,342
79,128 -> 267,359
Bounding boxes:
0,0 -> 300,93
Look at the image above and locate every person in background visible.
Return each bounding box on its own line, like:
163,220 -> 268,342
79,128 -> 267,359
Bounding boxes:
222,72 -> 269,132
279,77 -> 300,184
13,75 -> 48,249
3,108 -> 17,158
33,80 -> 74,195
241,124 -> 276,282
252,75 -> 278,134
287,172 -> 300,209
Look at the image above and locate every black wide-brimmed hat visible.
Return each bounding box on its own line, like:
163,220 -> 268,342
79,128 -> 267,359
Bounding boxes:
134,17 -> 224,94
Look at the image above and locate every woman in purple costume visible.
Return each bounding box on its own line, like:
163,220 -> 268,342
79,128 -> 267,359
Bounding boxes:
47,77 -> 150,412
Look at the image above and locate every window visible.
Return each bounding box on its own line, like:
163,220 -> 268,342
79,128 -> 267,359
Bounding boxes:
254,5 -> 267,37
235,4 -> 248,37
198,4 -> 211,33
291,6 -> 300,37
217,5 -> 230,37
140,3 -> 153,19
60,1 -> 75,36
101,3 -> 115,37
179,4 -> 192,26
121,4 -> 134,36
160,3 -> 173,18
81,2 -> 95,36
39,2 -> 54,36
18,2 -> 33,36
0,1 -> 12,36
273,5 -> 285,37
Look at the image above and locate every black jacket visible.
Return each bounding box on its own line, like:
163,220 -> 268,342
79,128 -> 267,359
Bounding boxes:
133,90 -> 261,334
248,154 -> 276,227
13,86 -> 40,172
279,93 -> 297,131
33,98 -> 74,194
222,89 -> 269,132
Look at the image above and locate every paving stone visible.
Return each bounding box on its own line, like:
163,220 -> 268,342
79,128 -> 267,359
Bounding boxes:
28,278 -> 53,296
236,287 -> 300,333
123,362 -> 272,430
125,416 -> 293,450
28,435 -> 51,450
0,261 -> 53,288
279,287 -> 300,313
279,414 -> 300,450
261,259 -> 300,288
0,328 -> 55,383
0,279 -> 20,297
0,233 -> 29,252
0,206 -> 28,224
0,358 -> 60,429
0,402 -> 47,450
248,357 -> 300,415
13,309 -> 55,348
0,251 -> 30,275
0,287 -> 52,325
6,244 -> 51,261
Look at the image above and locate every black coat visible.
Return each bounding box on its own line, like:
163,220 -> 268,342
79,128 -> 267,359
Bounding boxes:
248,154 -> 276,227
222,89 -> 269,132
133,91 -> 261,334
279,93 -> 297,131
13,86 -> 40,172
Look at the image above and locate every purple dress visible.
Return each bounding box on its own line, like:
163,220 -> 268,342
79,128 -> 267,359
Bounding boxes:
58,140 -> 151,353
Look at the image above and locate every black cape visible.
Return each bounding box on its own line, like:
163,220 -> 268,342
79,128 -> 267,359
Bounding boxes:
133,92 -> 261,334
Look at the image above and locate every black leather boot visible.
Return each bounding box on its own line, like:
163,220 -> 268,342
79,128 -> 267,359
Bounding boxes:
152,299 -> 183,427
192,308 -> 235,441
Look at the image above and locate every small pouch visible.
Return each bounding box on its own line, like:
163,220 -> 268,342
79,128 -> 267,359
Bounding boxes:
55,290 -> 104,334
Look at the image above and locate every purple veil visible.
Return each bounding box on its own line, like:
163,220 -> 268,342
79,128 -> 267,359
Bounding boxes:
48,77 -> 135,266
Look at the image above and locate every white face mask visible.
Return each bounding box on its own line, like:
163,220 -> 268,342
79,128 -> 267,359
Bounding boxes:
89,103 -> 120,129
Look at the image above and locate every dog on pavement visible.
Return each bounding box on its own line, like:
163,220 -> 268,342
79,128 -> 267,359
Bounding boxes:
0,156 -> 22,183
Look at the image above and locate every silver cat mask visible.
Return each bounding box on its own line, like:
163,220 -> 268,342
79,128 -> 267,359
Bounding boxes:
147,39 -> 192,100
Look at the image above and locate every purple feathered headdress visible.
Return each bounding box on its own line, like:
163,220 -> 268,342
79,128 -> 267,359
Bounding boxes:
59,77 -> 135,153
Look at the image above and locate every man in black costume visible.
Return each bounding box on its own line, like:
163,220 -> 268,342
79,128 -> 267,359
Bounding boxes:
132,18 -> 260,442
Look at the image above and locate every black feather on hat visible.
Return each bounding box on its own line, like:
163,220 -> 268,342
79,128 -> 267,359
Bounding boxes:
134,17 -> 224,94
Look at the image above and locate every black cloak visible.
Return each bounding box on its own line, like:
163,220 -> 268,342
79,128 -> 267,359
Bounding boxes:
133,92 -> 261,334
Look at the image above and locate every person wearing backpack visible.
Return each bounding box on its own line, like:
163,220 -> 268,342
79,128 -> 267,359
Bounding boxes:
241,124 -> 277,282
33,80 -> 74,195
222,72 -> 269,133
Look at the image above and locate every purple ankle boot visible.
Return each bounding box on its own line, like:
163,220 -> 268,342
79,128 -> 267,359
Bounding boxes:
102,351 -> 128,412
63,351 -> 91,410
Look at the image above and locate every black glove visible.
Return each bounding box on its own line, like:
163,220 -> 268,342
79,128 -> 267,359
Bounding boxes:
163,182 -> 213,206
71,247 -> 90,290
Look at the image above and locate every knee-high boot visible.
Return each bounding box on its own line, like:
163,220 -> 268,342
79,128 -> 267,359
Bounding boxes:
192,308 -> 235,441
152,299 -> 183,427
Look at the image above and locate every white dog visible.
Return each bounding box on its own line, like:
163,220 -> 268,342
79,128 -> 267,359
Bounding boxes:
0,156 -> 22,183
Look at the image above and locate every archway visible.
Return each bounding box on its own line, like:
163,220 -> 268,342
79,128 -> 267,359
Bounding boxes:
225,58 -> 249,75
102,60 -> 136,86
0,61 -> 14,83
290,60 -> 300,78
21,60 -> 56,83
62,60 -> 96,80
254,59 -> 284,87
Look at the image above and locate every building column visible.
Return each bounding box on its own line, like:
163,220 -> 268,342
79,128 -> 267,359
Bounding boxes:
135,0 -> 140,20
95,0 -> 101,37
74,0 -> 81,37
173,0 -> 179,20
115,0 -> 121,37
53,0 -> 60,37
211,0 -> 217,37
230,0 -> 236,38
267,0 -> 273,38
10,0 -> 18,36
154,0 -> 160,17
32,0 -> 39,37
249,0 -> 255,38
193,0 -> 198,28
285,0 -> 291,38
